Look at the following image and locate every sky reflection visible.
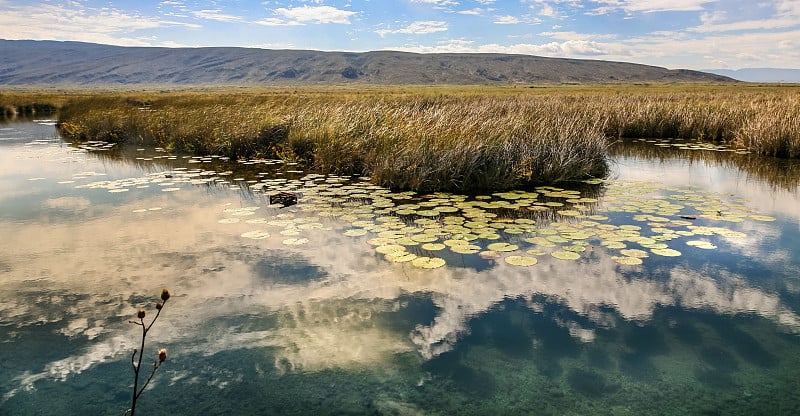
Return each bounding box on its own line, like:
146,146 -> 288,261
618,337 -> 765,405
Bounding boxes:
2,123 -> 800,405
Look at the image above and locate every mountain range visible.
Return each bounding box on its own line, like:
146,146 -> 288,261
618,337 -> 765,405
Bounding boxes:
1,39 -> 736,86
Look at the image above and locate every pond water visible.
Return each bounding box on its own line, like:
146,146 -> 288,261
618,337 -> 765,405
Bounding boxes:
1,121 -> 800,415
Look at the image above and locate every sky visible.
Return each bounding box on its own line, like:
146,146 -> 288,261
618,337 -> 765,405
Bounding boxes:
1,0 -> 799,70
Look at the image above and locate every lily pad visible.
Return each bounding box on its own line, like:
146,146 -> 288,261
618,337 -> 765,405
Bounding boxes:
343,229 -> 368,237
504,255 -> 539,266
411,234 -> 439,243
412,256 -> 446,269
241,230 -> 271,240
487,242 -> 519,252
651,248 -> 682,257
421,243 -> 446,251
619,249 -> 649,258
376,244 -> 407,254
551,251 -> 581,260
686,240 -> 717,249
450,244 -> 481,254
386,252 -> 417,263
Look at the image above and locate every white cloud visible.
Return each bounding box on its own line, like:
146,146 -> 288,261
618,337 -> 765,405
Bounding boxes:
0,3 -> 199,46
273,5 -> 356,24
689,1 -> 800,34
410,0 -> 460,6
540,30 -> 617,41
390,38 -> 621,57
191,9 -> 245,23
458,7 -> 492,15
494,14 -> 542,24
375,21 -> 448,37
590,0 -> 717,14
253,17 -> 303,27
494,15 -> 521,24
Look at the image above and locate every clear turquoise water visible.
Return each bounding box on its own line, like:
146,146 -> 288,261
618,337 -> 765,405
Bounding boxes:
1,121 -> 799,415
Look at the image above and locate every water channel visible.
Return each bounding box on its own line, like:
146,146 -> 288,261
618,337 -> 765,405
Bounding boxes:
1,120 -> 799,415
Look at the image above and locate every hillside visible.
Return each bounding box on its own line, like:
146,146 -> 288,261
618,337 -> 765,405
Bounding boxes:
0,40 -> 734,86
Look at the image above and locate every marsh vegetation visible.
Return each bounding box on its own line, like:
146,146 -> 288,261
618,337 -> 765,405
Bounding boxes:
6,84 -> 800,192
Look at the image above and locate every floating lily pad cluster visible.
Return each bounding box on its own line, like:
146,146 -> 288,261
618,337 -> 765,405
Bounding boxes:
76,140 -> 117,152
211,167 -> 776,270
73,167 -> 233,193
50,145 -> 777,270
635,138 -> 751,155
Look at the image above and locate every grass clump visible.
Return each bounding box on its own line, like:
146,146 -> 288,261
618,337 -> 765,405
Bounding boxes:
54,89 -> 611,192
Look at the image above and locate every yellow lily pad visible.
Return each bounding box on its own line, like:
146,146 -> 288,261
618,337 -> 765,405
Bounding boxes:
504,255 -> 539,266
386,252 -> 417,263
686,240 -> 717,249
375,244 -> 407,254
551,251 -> 581,260
241,230 -> 271,240
344,229 -> 368,237
450,244 -> 481,254
620,249 -> 649,258
487,242 -> 519,252
412,256 -> 446,269
421,243 -> 446,251
651,248 -> 682,257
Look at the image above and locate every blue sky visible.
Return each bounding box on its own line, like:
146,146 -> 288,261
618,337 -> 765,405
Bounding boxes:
1,0 -> 799,70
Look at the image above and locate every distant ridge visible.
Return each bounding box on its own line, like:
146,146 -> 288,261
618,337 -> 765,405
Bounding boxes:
0,39 -> 734,86
704,68 -> 800,83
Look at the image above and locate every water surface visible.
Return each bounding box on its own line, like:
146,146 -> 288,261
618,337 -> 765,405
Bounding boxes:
1,122 -> 799,415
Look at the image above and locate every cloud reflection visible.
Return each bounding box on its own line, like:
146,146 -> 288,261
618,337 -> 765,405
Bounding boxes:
2,138 -> 799,399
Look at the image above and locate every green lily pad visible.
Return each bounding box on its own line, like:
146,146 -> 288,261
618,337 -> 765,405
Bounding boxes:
487,242 -> 519,252
504,255 -> 539,266
686,240 -> 717,249
551,251 -> 581,260
412,256 -> 446,269
450,244 -> 481,254
386,252 -> 417,263
421,243 -> 446,251
411,234 -> 439,243
375,244 -> 406,254
651,248 -> 682,257
344,229 -> 368,237
619,249 -> 649,258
